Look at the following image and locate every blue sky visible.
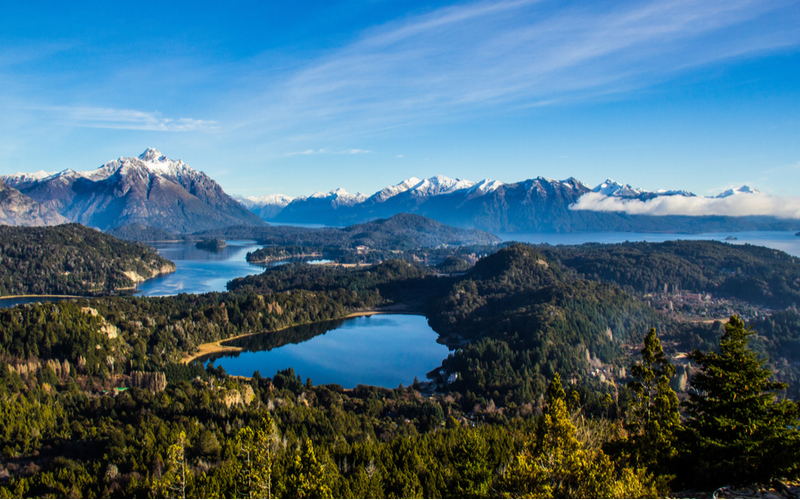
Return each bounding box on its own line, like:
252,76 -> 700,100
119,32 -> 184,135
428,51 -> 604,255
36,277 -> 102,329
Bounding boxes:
1,0 -> 800,200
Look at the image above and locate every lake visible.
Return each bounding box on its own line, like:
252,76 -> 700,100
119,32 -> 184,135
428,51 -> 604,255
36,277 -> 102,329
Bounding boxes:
500,230 -> 800,258
135,240 -> 267,296
202,314 -> 451,389
2,230 -> 797,309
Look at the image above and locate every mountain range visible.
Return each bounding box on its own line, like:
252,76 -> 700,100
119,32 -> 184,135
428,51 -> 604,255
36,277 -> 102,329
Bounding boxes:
249,175 -> 794,233
1,149 -> 264,233
2,149 -> 796,234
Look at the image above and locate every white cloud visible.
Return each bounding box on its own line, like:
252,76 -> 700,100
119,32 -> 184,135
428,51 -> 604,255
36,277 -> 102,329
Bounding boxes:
570,192 -> 800,218
243,0 -> 800,138
337,149 -> 371,155
29,106 -> 216,132
284,149 -> 324,156
284,148 -> 371,156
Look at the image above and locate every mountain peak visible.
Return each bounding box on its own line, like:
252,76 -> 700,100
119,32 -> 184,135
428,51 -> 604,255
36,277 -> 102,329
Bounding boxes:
715,185 -> 761,198
138,148 -> 166,163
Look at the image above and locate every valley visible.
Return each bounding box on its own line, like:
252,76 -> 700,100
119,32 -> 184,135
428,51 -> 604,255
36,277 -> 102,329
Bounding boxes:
0,156 -> 799,498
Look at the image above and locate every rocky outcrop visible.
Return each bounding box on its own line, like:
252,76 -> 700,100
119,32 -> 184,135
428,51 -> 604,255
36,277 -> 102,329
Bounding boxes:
0,179 -> 68,226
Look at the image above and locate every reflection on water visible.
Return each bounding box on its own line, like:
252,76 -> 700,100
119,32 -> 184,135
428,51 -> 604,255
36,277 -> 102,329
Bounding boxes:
203,314 -> 451,389
501,231 -> 800,258
136,240 -> 267,297
0,297 -> 68,308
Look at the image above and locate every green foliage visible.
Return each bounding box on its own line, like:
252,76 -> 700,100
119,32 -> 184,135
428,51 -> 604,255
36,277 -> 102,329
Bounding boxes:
234,416 -> 275,499
283,438 -> 334,499
0,223 -> 173,296
539,239 -> 800,310
625,328 -> 681,471
682,316 -> 800,487
499,374 -> 663,498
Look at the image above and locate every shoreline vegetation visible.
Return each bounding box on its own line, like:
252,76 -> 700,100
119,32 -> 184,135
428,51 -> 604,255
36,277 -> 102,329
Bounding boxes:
181,307 -> 425,364
0,294 -> 86,300
247,252 -> 323,264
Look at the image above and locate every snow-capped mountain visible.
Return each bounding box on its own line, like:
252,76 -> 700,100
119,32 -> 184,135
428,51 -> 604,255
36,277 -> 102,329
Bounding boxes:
715,185 -> 760,198
591,179 -> 697,200
236,194 -> 295,220
592,179 -> 647,198
306,188 -> 367,208
257,175 -> 793,233
2,148 -> 265,233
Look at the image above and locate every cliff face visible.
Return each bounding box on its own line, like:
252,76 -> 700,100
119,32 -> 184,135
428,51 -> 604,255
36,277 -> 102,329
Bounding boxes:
0,179 -> 69,227
3,149 -> 265,234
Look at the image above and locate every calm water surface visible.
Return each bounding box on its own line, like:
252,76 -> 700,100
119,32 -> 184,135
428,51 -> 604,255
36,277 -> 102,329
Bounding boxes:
2,231 -> 798,308
203,314 -> 451,388
136,240 -> 267,296
500,231 -> 800,258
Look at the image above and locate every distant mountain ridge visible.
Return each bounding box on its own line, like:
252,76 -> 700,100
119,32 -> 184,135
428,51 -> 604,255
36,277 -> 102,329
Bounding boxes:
2,149 -> 265,233
247,176 -> 797,233
0,179 -> 69,226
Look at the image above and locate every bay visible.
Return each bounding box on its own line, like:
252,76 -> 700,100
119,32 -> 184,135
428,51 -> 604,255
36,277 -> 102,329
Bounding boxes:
203,314 -> 451,389
135,240 -> 267,296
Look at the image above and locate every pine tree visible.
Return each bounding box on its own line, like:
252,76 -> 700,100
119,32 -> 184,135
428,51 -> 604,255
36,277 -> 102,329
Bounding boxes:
285,439 -> 334,499
626,328 -> 681,471
235,415 -> 276,499
683,316 -> 800,486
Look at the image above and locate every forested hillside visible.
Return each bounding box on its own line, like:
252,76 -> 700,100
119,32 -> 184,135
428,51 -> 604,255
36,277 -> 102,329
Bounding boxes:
538,240 -> 800,309
0,240 -> 798,497
0,224 -> 175,297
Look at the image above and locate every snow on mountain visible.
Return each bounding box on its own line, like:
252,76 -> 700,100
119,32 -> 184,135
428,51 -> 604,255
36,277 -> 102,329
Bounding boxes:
237,194 -> 295,209
306,188 -> 367,208
372,177 -> 423,202
654,189 -> 695,197
409,175 -> 475,197
2,148 -> 264,233
714,185 -> 760,198
4,170 -> 54,185
3,148 -> 196,189
467,179 -> 505,194
592,179 -> 647,198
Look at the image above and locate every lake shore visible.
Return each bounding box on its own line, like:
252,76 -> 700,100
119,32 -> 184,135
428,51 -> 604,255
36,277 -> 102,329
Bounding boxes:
182,307 -> 425,364
0,294 -> 85,300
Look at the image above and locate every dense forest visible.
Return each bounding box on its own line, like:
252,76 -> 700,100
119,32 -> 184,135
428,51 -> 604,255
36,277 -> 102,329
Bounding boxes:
1,232 -> 799,497
537,240 -> 800,309
0,317 -> 797,497
0,224 -> 174,297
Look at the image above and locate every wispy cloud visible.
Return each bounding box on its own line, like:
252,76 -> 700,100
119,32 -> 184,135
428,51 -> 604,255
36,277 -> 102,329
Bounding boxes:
245,0 -> 800,138
571,192 -> 800,218
26,106 -> 216,132
284,148 -> 371,156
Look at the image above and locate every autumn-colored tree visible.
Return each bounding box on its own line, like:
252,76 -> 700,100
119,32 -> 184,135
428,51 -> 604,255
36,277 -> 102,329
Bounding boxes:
499,374 -> 661,498
154,431 -> 188,499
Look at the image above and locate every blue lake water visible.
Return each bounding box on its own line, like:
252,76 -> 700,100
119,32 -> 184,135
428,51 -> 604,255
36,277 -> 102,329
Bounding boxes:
203,314 -> 451,388
500,231 -> 800,258
2,231 -> 797,309
135,240 -> 266,296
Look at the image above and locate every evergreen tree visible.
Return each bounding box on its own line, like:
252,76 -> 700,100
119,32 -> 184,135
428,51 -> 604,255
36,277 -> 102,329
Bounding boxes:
683,316 -> 800,486
499,374 -> 661,498
284,439 -> 334,499
235,415 -> 275,499
626,328 -> 681,471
